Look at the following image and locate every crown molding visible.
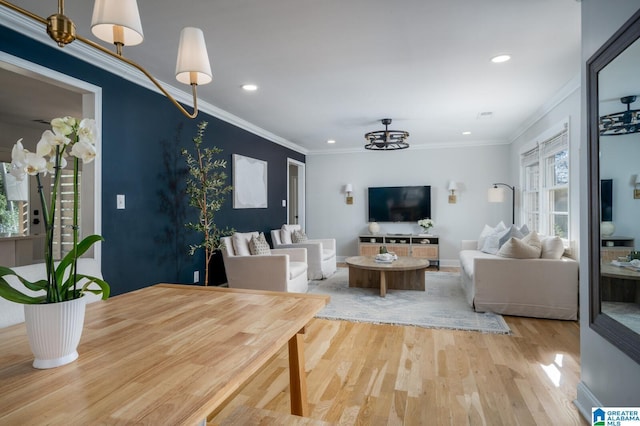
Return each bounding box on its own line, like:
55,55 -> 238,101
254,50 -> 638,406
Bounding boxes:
508,73 -> 580,143
0,8 -> 308,155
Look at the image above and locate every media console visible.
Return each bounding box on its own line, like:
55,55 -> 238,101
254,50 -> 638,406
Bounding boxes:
358,234 -> 439,270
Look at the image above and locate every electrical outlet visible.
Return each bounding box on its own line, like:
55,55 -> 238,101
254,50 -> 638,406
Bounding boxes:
193,271 -> 199,283
116,194 -> 125,209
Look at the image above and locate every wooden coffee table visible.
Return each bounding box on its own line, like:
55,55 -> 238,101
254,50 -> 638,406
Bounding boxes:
345,256 -> 430,297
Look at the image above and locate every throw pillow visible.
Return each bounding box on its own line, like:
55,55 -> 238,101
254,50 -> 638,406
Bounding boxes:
497,232 -> 540,259
281,224 -> 301,245
292,229 -> 308,243
232,232 -> 259,256
540,236 -> 565,259
249,232 -> 271,255
522,230 -> 542,252
481,224 -> 523,255
518,224 -> 530,236
477,221 -> 507,250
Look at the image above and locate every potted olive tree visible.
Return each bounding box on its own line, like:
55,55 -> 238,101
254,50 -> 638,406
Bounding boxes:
182,121 -> 233,286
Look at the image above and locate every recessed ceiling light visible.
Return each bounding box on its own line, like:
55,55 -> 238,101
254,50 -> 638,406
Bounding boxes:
327,139 -> 336,144
462,131 -> 471,135
241,84 -> 258,91
491,54 -> 511,63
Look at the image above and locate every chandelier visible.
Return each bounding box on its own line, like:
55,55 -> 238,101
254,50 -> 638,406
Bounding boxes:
600,96 -> 640,136
364,118 -> 410,150
0,0 -> 212,119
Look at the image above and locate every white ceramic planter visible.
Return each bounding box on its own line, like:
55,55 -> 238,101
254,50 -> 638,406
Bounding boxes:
24,296 -> 87,369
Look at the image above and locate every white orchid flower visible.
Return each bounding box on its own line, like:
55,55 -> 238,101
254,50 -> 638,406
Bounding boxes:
46,155 -> 67,174
9,162 -> 27,180
77,118 -> 96,145
11,139 -> 27,164
70,140 -> 97,164
38,129 -> 70,155
51,117 -> 74,136
24,152 -> 47,176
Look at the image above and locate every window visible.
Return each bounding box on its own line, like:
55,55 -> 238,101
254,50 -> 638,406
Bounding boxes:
0,163 -> 29,237
520,122 -> 570,240
52,168 -> 81,259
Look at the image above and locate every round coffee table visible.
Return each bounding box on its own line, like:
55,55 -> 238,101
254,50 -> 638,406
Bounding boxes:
345,256 -> 430,297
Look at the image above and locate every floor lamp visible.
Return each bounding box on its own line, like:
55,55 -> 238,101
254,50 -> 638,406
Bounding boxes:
488,183 -> 515,224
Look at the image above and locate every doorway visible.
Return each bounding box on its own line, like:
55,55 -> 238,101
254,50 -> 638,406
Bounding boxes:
287,158 -> 305,229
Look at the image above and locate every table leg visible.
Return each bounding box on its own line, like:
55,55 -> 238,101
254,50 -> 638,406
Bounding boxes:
380,270 -> 387,297
288,330 -> 308,416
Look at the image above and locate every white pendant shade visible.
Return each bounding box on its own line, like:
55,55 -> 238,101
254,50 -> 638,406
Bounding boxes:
175,27 -> 213,85
447,181 -> 458,191
91,0 -> 144,46
488,187 -> 505,203
344,184 -> 353,193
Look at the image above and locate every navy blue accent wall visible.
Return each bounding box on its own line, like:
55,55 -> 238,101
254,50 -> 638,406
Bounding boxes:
1,26 -> 305,295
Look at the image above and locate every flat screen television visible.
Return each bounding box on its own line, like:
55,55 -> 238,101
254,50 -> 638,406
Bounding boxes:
368,186 -> 431,222
601,179 -> 613,222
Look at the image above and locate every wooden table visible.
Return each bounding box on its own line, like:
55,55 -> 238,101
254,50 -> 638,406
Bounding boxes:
345,256 -> 430,297
0,284 -> 329,425
601,263 -> 640,303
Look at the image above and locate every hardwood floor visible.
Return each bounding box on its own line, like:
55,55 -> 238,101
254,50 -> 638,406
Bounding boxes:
209,315 -> 587,425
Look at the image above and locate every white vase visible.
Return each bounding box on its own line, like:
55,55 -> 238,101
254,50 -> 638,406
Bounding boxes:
24,296 -> 87,369
600,221 -> 615,237
369,222 -> 380,234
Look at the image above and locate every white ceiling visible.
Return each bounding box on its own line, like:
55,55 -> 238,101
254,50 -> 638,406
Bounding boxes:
2,0 -> 582,154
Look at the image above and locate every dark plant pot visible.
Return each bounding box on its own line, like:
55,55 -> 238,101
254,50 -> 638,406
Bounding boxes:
207,249 -> 227,286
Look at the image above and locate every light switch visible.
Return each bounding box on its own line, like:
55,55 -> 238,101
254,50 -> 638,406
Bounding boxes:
282,199 -> 286,207
117,194 -> 125,210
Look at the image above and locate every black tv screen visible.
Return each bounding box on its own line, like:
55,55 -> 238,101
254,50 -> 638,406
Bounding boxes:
601,179 -> 613,222
368,186 -> 431,222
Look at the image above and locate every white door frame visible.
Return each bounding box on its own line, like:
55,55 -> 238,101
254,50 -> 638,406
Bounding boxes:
287,158 -> 305,229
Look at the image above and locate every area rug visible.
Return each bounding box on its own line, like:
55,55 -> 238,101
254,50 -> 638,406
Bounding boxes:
307,268 -> 511,334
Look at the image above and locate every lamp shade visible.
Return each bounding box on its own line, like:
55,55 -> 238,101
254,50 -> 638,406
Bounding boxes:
636,174 -> 640,185
175,27 -> 213,85
344,184 -> 353,193
91,0 -> 144,46
447,181 -> 458,191
488,186 -> 505,203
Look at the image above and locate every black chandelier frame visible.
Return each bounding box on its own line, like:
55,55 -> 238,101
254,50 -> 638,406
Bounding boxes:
364,118 -> 410,150
600,95 -> 640,136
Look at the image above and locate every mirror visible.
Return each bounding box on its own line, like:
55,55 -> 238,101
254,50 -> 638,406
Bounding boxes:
588,9 -> 640,364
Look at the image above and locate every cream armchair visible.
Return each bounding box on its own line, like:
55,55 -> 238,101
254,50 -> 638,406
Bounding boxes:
220,233 -> 309,293
270,225 -> 337,280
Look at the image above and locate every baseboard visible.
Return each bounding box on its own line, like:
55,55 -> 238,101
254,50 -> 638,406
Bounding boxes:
575,381 -> 601,423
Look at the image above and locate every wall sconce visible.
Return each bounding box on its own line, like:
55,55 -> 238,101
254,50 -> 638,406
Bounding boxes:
488,183 -> 515,224
447,181 -> 458,203
344,184 -> 354,205
635,174 -> 640,199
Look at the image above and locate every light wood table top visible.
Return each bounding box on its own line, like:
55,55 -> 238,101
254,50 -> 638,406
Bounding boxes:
602,263 -> 640,280
345,255 -> 429,271
0,284 -> 329,425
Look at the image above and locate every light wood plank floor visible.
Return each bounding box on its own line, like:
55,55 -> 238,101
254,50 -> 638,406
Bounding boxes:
209,314 -> 587,425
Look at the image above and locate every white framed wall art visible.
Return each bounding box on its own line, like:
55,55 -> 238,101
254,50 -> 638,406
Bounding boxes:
232,154 -> 268,209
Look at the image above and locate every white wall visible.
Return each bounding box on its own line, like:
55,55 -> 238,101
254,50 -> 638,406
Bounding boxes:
576,0 -> 640,416
600,134 -> 640,245
305,143 -> 511,265
508,86 -> 581,256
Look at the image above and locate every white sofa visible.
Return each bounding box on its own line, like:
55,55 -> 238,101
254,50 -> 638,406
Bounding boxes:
271,225 -> 337,280
221,233 -> 309,293
0,258 -> 103,328
459,240 -> 579,320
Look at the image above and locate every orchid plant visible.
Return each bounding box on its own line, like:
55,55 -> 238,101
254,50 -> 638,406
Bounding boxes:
0,117 -> 109,304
